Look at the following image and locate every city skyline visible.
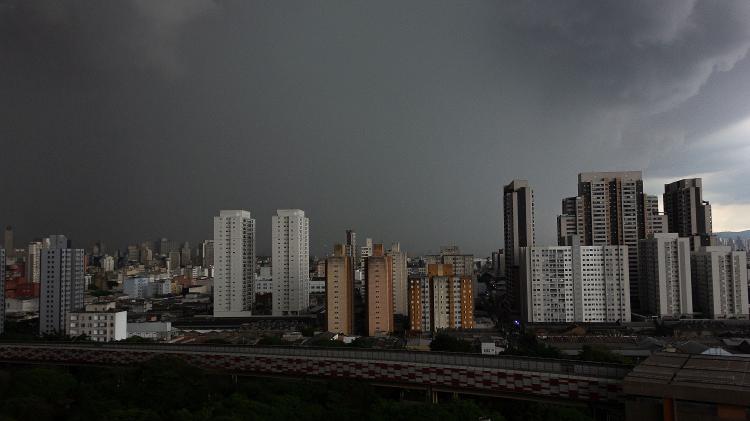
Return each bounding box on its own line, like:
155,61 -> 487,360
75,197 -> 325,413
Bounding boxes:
2,1 -> 750,256
1,171 -> 749,258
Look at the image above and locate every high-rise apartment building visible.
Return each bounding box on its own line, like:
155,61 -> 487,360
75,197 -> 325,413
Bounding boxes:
201,240 -> 214,267
642,194 -> 668,239
40,235 -> 85,335
272,209 -> 310,316
407,264 -> 474,332
139,243 -> 154,265
0,248 -> 5,334
691,246 -> 748,319
326,244 -> 354,334
425,246 -> 475,277
100,255 -> 115,272
26,241 -> 45,283
639,233 -> 692,318
3,226 -> 13,260
520,243 -> 630,323
557,172 -> 657,311
213,210 -> 255,317
168,251 -> 181,271
359,238 -> 373,270
127,245 -> 139,262
365,244 -> 393,335
387,243 -> 408,316
664,178 -> 714,250
345,230 -> 357,267
180,242 -> 191,267
408,263 -> 474,332
503,180 -> 535,313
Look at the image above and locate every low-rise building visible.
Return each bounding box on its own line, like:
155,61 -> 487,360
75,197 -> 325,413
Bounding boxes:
123,276 -> 171,299
5,297 -> 39,314
480,337 -> 506,355
127,321 -> 173,341
309,279 -> 325,294
66,302 -> 127,342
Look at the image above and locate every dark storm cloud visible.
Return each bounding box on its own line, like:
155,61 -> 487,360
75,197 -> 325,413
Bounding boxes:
1,0 -> 749,255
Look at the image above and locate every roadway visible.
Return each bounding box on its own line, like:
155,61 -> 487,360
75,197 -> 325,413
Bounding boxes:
0,342 -> 629,405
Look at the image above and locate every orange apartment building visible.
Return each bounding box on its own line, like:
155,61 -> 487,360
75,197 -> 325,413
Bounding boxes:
325,244 -> 354,335
408,263 -> 474,332
365,244 -> 393,336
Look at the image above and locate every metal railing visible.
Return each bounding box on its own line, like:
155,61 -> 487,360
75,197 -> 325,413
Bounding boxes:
0,341 -> 630,379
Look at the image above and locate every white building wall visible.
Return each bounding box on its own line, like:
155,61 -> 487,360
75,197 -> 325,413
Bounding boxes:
272,209 -> 310,316
26,241 -> 44,283
123,277 -> 150,298
639,233 -> 693,318
213,210 -> 255,317
522,245 -> 630,323
255,279 -> 273,294
67,310 -> 127,342
40,235 -> 85,335
128,321 -> 173,341
691,246 -> 749,319
431,277 -> 451,330
309,279 -> 325,294
100,255 -> 115,272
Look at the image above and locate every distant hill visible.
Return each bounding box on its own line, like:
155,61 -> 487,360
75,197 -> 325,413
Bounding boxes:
715,230 -> 750,240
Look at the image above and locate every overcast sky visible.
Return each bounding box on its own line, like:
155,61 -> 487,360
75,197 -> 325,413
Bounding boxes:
1,0 -> 749,256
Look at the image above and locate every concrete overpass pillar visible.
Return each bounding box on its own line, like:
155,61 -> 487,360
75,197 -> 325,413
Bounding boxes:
425,387 -> 438,404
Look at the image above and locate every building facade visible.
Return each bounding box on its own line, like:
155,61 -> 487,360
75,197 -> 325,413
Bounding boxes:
520,244 -> 630,323
123,276 -> 171,299
0,248 -> 4,334
557,172 -> 659,312
407,264 -> 474,332
504,180 -> 535,314
663,178 -> 714,250
638,233 -> 693,318
326,244 -> 354,335
359,238 -> 373,271
366,244 -> 393,336
100,255 -> 115,272
66,302 -> 127,342
345,230 -> 357,267
201,240 -> 214,267
387,243 -> 408,316
127,321 -> 173,341
213,210 -> 255,317
4,226 -> 13,260
40,235 -> 85,335
272,209 -> 310,316
26,241 -> 44,283
642,194 -> 668,239
691,246 -> 748,319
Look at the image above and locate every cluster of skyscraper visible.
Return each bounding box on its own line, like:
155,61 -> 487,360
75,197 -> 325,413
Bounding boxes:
503,172 -> 748,324
2,170 -> 745,339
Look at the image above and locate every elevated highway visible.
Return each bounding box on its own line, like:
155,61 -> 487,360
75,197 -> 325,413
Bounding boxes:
0,342 -> 629,405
